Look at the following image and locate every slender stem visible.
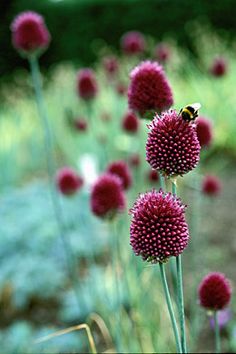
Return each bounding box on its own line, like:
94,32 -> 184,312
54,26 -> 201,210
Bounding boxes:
160,174 -> 165,190
28,55 -> 82,308
172,180 -> 187,353
159,263 -> 182,353
214,311 -> 221,353
110,219 -> 122,352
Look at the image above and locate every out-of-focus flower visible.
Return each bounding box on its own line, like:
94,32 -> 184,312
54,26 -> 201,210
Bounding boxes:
146,109 -> 200,177
129,154 -> 141,167
147,169 -> 159,183
155,43 -> 171,63
128,60 -> 173,118
106,160 -> 132,190
90,173 -> 126,219
130,189 -> 189,263
11,11 -> 51,56
196,116 -> 213,148
121,31 -> 145,55
76,68 -> 98,100
101,112 -> 111,122
103,55 -> 119,76
122,111 -> 139,134
74,118 -> 88,132
56,167 -> 83,196
116,83 -> 127,96
198,272 -> 232,311
210,57 -> 228,77
202,175 -> 222,196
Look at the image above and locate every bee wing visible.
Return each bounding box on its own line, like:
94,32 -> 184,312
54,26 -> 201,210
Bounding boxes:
191,102 -> 201,110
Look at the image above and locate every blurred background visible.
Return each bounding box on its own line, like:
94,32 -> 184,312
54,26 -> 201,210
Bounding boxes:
1,0 -> 236,353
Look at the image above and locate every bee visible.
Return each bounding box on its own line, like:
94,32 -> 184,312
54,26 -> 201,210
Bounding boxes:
179,103 -> 201,122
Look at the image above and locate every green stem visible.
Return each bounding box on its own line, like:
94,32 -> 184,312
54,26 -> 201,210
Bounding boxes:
110,219 -> 122,352
159,263 -> 182,353
29,55 -> 82,308
160,174 -> 165,190
172,181 -> 187,353
214,311 -> 221,353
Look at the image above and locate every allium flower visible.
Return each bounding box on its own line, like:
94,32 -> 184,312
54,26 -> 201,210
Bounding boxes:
146,109 -> 200,177
116,83 -> 127,96
121,31 -> 145,55
147,169 -> 159,183
90,173 -> 126,218
210,57 -> 227,77
103,55 -> 119,76
122,111 -> 139,133
130,189 -> 189,263
56,167 -> 83,196
155,43 -> 171,63
76,68 -> 98,100
106,160 -> 132,190
198,272 -> 232,311
202,175 -> 222,196
74,118 -> 88,132
128,61 -> 173,118
11,11 -> 51,56
129,154 -> 141,167
196,116 -> 213,148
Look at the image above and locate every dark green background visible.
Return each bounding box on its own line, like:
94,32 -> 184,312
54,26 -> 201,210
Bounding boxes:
1,0 -> 236,76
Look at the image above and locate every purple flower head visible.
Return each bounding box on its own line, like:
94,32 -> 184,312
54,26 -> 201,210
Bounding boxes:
196,116 -> 213,148
210,308 -> 232,329
122,111 -> 139,134
210,57 -> 228,77
128,61 -> 173,118
130,189 -> 189,263
198,272 -> 232,311
56,167 -> 83,196
121,31 -> 145,55
202,175 -> 222,197
11,11 -> 51,56
106,160 -> 132,190
155,43 -> 171,63
76,68 -> 98,100
90,173 -> 126,219
146,109 -> 200,177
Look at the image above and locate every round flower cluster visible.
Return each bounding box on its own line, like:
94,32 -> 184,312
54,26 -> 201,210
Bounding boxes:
103,55 -> 119,76
210,57 -> 227,77
130,189 -> 189,263
56,167 -> 83,196
121,31 -> 145,55
196,116 -> 213,148
11,11 -> 51,56
74,118 -> 88,132
155,43 -> 171,64
146,109 -> 200,177
128,61 -> 173,118
147,169 -> 159,183
198,272 -> 232,310
90,173 -> 126,219
122,111 -> 139,134
76,68 -> 98,100
202,175 -> 222,196
106,160 -> 132,190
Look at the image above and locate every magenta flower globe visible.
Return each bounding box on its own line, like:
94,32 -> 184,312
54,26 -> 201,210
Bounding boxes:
76,68 -> 98,100
11,11 -> 51,56
90,173 -> 126,219
130,189 -> 189,263
210,57 -> 227,77
121,31 -> 145,55
198,272 -> 232,311
196,116 -> 213,148
56,167 -> 83,196
106,160 -> 132,190
155,43 -> 171,64
202,175 -> 222,196
128,61 -> 173,118
122,111 -> 139,134
103,55 -> 119,77
146,109 -> 200,177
